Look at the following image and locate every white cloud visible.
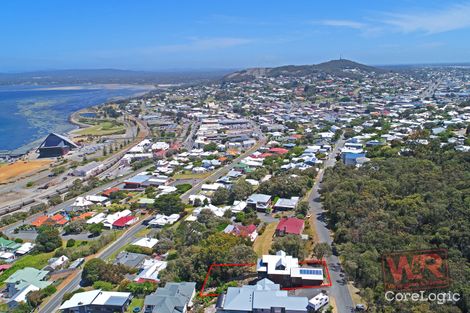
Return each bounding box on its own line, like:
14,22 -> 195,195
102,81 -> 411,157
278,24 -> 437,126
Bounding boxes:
316,19 -> 367,30
382,3 -> 470,34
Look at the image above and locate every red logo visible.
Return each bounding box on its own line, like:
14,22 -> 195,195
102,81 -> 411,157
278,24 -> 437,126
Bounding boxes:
382,249 -> 450,291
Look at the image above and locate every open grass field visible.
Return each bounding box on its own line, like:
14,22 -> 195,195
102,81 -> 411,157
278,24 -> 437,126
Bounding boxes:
173,171 -> 212,180
253,222 -> 278,256
76,121 -> 125,136
0,159 -> 52,183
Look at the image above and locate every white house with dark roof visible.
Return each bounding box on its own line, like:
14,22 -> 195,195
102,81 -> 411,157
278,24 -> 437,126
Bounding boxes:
257,251 -> 323,288
59,290 -> 132,313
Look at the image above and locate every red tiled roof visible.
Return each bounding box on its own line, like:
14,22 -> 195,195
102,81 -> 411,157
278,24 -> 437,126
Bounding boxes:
154,150 -> 166,156
276,217 -> 305,235
31,215 -> 49,227
259,153 -> 273,158
233,224 -> 257,237
269,147 -> 289,155
102,187 -> 120,197
113,215 -> 136,227
170,143 -> 181,150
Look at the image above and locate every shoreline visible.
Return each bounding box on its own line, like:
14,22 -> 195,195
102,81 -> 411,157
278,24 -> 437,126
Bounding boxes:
4,84 -> 156,157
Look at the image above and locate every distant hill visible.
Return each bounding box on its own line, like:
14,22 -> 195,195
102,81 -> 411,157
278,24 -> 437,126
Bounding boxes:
0,69 -> 232,86
223,59 -> 386,81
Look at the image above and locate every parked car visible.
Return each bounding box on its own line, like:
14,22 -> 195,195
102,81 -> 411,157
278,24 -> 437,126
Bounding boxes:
355,304 -> 366,311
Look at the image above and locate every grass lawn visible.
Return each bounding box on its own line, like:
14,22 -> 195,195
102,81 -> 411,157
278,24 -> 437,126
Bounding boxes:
126,297 -> 144,313
253,222 -> 277,256
77,121 -> 125,136
135,227 -> 151,237
106,243 -> 128,262
173,171 -> 211,180
0,252 -> 54,283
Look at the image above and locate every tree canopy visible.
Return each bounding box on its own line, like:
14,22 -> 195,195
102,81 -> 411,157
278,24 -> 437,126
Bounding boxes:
321,141 -> 470,312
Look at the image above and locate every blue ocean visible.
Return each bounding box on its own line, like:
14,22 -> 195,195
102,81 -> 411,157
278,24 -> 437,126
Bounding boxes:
0,84 -> 153,151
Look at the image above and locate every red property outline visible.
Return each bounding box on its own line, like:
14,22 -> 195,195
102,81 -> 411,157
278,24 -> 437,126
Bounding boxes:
199,259 -> 332,297
381,248 -> 450,291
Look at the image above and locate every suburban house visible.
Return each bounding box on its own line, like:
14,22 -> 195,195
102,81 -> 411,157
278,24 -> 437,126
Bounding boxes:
0,237 -> 21,253
132,237 -> 159,249
273,196 -> 300,211
114,252 -> 149,268
246,194 -> 272,211
37,133 -> 78,158
5,267 -> 51,298
223,224 -> 258,242
45,255 -> 70,271
276,217 -> 305,236
257,251 -> 323,288
112,215 -> 138,229
216,278 -> 308,313
147,214 -> 180,227
134,259 -> 167,283
59,290 -> 132,313
341,151 -> 366,166
143,282 -> 196,313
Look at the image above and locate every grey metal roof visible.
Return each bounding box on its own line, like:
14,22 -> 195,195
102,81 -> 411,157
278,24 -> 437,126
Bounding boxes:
114,251 -> 148,268
144,282 -> 196,313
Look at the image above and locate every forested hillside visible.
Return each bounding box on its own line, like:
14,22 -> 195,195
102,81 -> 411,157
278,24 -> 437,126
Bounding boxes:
321,140 -> 470,313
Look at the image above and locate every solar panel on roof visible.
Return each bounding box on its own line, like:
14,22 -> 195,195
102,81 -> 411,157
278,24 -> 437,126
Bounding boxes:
300,269 -> 322,275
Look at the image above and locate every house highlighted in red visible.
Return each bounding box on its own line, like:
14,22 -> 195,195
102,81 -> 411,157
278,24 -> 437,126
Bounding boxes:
276,217 -> 305,236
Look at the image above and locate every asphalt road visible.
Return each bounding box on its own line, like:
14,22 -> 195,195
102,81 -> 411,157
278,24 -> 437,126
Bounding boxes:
307,137 -> 356,313
37,222 -> 147,313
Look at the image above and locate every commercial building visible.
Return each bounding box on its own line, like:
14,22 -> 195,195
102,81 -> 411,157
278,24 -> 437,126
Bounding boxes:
37,133 -> 78,158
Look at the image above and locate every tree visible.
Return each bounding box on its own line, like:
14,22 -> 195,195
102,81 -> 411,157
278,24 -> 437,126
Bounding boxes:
211,187 -> 230,205
296,201 -> 309,216
122,281 -> 157,296
88,222 -> 104,237
203,142 -> 218,151
48,195 -> 63,206
230,179 -> 253,201
312,242 -> 332,260
270,234 -> 306,259
246,167 -> 269,180
82,258 -> 106,285
35,226 -> 62,252
64,219 -> 87,234
66,239 -> 76,247
153,193 -> 185,215
258,174 -> 311,199
93,280 -> 115,291
82,258 -> 128,286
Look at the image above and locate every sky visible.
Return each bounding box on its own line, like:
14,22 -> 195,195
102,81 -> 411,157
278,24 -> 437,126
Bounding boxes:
1,0 -> 470,71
